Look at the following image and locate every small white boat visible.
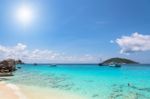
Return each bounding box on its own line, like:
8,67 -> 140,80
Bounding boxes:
109,64 -> 121,67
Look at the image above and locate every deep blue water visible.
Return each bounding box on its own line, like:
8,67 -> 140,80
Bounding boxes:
5,64 -> 150,99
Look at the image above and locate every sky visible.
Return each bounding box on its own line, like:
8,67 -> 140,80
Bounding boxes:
0,0 -> 150,63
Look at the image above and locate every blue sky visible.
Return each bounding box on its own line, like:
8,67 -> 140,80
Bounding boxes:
0,0 -> 150,63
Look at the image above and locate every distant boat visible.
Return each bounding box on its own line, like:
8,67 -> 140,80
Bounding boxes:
33,63 -> 38,66
98,58 -> 103,66
109,64 -> 121,67
98,63 -> 103,66
98,63 -> 121,68
49,64 -> 57,67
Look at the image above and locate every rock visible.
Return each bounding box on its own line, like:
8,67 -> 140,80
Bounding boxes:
0,59 -> 23,75
15,59 -> 24,64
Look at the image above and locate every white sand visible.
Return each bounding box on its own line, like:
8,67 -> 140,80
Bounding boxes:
0,82 -> 86,99
0,82 -> 26,99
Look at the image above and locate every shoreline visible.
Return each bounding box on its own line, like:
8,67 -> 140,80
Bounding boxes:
0,81 -> 86,99
0,81 -> 26,99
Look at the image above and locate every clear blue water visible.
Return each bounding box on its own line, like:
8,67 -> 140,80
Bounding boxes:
4,64 -> 150,99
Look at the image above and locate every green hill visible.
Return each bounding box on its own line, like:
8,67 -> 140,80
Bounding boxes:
102,57 -> 139,64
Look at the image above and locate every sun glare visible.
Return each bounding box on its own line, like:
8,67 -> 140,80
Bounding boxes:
16,5 -> 33,25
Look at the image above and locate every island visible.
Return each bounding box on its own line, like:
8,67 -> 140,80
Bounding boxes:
99,57 -> 139,67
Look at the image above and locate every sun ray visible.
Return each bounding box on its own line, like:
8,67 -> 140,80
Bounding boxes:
16,5 -> 33,26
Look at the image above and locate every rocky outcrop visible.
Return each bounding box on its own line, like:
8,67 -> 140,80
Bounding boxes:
15,59 -> 24,64
0,59 -> 23,74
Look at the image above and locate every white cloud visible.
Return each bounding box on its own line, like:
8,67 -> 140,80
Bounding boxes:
115,32 -> 150,54
0,43 -> 99,63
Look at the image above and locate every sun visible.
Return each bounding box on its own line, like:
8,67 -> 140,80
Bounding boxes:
16,5 -> 33,25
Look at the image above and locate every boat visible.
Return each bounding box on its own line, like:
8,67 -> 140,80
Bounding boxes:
49,64 -> 57,67
98,63 -> 104,66
33,63 -> 38,66
98,58 -> 104,66
115,64 -> 121,67
109,64 -> 121,67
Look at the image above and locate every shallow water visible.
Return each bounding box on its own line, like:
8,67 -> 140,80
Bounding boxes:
3,64 -> 150,99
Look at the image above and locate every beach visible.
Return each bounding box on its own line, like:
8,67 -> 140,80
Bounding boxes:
0,82 -> 25,99
0,81 -> 86,99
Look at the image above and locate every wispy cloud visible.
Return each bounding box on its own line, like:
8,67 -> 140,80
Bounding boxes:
0,43 -> 99,63
114,32 -> 150,54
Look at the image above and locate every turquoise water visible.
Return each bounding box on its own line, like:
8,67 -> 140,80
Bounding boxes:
5,64 -> 150,99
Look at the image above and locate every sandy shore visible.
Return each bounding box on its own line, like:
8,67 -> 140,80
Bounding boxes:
0,81 -> 26,99
0,81 -> 86,99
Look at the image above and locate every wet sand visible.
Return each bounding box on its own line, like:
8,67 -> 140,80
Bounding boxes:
20,85 -> 86,99
0,81 -> 86,99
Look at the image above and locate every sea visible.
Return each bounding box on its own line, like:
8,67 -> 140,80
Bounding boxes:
2,64 -> 150,99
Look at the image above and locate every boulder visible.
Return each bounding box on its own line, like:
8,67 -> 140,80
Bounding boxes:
0,59 -> 23,74
15,59 -> 24,64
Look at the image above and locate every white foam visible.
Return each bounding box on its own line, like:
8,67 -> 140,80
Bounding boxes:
0,81 -> 5,84
6,84 -> 19,90
6,83 -> 27,99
